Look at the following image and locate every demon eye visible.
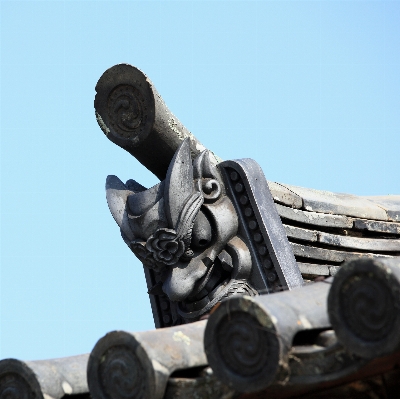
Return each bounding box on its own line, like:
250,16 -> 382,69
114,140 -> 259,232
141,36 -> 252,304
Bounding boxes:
201,178 -> 221,202
191,209 -> 213,249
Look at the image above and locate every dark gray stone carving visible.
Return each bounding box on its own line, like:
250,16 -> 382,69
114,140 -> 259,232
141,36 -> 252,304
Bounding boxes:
0,354 -> 89,399
3,63 -> 400,399
97,63 -> 400,328
220,159 -> 303,291
105,138 -> 303,327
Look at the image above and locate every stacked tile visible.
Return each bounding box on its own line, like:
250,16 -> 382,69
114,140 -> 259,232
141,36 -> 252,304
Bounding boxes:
269,183 -> 400,280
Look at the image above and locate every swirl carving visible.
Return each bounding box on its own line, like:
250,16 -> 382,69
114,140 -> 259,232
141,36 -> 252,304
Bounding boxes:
0,373 -> 34,399
201,178 -> 221,202
339,274 -> 395,342
216,312 -> 278,379
99,345 -> 146,399
107,85 -> 148,144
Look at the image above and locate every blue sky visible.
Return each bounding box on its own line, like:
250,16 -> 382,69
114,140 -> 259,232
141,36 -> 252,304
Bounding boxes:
1,0 -> 399,361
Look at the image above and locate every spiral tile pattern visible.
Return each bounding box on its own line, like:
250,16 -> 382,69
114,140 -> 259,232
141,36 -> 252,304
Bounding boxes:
99,345 -> 146,399
340,274 -> 395,342
107,84 -> 148,144
216,312 -> 278,378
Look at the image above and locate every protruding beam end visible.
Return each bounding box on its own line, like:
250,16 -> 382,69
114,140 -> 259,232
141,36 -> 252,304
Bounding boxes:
328,258 -> 400,359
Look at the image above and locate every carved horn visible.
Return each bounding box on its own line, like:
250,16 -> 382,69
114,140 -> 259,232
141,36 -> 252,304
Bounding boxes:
105,175 -> 136,241
164,138 -> 196,229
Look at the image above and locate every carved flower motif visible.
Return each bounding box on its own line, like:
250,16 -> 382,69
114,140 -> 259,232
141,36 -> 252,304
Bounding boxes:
130,240 -> 164,273
146,228 -> 185,266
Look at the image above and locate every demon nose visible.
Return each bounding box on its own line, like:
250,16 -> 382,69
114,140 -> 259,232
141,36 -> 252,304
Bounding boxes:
191,210 -> 213,249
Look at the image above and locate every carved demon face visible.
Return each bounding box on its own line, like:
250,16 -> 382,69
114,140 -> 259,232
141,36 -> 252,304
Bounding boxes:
106,139 -> 257,321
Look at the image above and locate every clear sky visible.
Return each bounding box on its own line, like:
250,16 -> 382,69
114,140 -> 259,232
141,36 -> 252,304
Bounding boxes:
1,0 -> 399,361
